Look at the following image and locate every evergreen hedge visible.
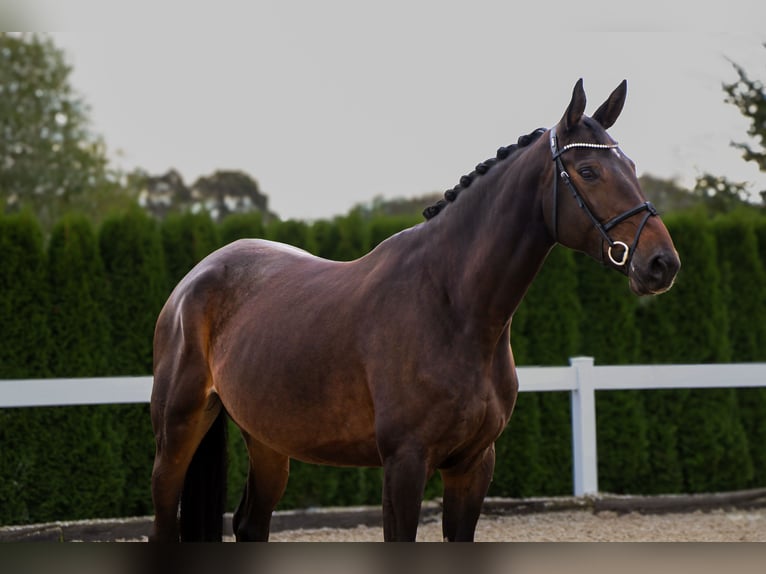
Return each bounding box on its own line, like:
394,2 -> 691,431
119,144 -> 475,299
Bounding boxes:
2,208 -> 766,525
0,212 -> 51,523
161,212 -> 221,289
634,213 -> 737,494
15,215 -> 124,522
513,246 -> 581,496
574,253 -> 648,494
712,213 -> 766,487
99,208 -> 169,515
219,212 -> 266,245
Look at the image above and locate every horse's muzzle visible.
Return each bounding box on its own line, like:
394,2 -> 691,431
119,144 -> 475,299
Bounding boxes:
629,248 -> 681,295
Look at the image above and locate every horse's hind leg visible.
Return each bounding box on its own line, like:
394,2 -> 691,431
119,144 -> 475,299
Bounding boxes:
440,445 -> 495,542
232,433 -> 289,541
150,365 -> 220,542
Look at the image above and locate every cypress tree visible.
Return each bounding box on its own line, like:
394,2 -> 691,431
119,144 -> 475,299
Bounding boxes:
714,212 -> 766,361
755,217 -> 766,268
0,211 -> 50,378
278,460 -> 341,509
516,246 -> 581,495
328,467 -> 386,506
311,219 -> 343,260
574,252 -> 639,364
99,207 -> 168,375
713,212 -> 766,487
47,214 -> 112,376
161,211 -> 221,289
510,295 -> 530,366
99,208 -> 169,515
491,392 -> 545,497
637,212 -> 730,363
642,213 -> 752,493
574,253 -> 648,494
635,214 -> 716,493
266,218 -> 317,254
490,289 -> 546,498
368,215 -> 421,250
226,421 -> 251,512
219,212 -> 266,245
0,212 -> 51,523
331,209 -> 369,261
750,217 -> 766,486
518,246 -> 581,365
31,214 -> 124,521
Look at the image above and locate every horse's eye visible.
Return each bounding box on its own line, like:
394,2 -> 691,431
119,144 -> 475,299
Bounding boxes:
578,167 -> 598,181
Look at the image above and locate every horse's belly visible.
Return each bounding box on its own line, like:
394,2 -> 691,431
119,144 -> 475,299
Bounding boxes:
216,367 -> 381,466
242,410 -> 382,467
286,435 -> 382,467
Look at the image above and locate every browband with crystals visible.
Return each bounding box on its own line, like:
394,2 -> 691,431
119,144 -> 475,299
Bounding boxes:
552,141 -> 619,159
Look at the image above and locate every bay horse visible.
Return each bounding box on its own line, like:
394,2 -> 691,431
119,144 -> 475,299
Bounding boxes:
150,79 -> 680,542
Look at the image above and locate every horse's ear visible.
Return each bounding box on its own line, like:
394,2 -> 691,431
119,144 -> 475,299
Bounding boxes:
592,80 -> 627,130
562,78 -> 587,132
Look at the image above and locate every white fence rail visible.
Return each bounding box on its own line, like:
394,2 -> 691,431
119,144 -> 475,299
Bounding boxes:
2,357 -> 765,497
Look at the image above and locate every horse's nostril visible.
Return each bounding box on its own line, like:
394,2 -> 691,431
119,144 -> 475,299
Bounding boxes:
648,251 -> 680,288
651,254 -> 668,276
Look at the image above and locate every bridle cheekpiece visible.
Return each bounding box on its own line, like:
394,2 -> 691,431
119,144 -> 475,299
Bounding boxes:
549,126 -> 658,269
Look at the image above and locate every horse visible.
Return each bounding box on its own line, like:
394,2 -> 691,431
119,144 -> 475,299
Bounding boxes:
149,79 -> 680,542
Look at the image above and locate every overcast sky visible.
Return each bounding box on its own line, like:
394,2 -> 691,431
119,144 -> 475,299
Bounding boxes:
16,1 -> 766,220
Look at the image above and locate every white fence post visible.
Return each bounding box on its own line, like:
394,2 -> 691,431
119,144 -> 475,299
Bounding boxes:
570,356 -> 598,496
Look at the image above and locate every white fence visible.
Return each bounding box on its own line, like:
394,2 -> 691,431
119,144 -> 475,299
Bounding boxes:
2,357 -> 765,497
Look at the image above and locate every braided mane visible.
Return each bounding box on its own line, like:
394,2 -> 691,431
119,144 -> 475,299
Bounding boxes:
422,128 -> 546,220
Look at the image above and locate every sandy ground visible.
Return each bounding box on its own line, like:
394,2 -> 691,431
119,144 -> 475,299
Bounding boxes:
261,508 -> 766,542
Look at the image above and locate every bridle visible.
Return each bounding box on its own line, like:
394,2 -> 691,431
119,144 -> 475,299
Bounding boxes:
549,126 -> 658,269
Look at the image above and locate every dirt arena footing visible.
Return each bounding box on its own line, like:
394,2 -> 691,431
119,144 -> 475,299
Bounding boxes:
2,488 -> 765,542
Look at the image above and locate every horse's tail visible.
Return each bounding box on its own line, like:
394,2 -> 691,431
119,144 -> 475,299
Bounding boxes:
180,409 -> 228,541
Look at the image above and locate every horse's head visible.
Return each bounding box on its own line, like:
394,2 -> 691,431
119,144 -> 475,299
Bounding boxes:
542,79 -> 680,295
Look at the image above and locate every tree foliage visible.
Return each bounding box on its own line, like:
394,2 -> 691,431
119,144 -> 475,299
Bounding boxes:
161,211 -> 220,289
27,215 -> 123,522
724,48 -> 766,176
515,246 -> 581,495
0,211 -> 50,378
266,218 -> 316,253
100,207 -> 168,375
2,209 -> 766,524
693,173 -> 757,212
219,212 -> 266,245
47,214 -> 112,377
712,213 -> 766,486
0,33 -> 126,230
574,254 -> 648,494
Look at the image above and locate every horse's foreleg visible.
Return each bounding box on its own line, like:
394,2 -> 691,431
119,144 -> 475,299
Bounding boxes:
381,451 -> 429,541
232,434 -> 290,542
440,444 -> 495,542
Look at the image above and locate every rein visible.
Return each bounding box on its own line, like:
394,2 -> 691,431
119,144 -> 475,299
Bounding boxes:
549,127 -> 657,268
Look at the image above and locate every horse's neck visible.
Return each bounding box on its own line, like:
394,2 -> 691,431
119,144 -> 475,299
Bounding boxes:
418,145 -> 554,339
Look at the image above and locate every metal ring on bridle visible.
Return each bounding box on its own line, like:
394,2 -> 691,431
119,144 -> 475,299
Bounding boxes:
607,241 -> 629,267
